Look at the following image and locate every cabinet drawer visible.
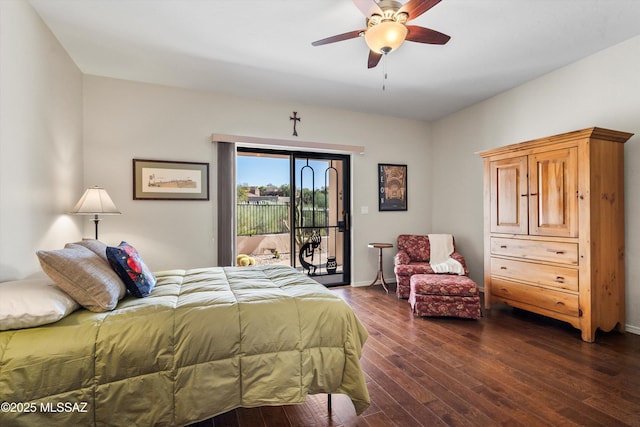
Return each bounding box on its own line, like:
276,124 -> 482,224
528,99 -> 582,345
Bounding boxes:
491,237 -> 578,265
491,257 -> 578,292
491,277 -> 579,317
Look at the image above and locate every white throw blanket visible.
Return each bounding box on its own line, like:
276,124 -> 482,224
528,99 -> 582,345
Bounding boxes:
428,234 -> 465,275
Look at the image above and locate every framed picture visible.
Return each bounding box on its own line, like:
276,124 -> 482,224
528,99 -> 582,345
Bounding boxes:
133,159 -> 209,200
378,163 -> 407,211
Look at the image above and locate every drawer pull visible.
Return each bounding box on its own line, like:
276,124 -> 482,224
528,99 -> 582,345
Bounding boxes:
500,266 -> 507,270
555,276 -> 565,283
546,249 -> 566,254
500,245 -> 507,249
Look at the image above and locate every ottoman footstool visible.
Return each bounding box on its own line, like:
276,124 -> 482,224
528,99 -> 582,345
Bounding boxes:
409,274 -> 481,319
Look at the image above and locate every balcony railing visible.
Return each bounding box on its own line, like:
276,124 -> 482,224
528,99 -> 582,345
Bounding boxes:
237,202 -> 328,236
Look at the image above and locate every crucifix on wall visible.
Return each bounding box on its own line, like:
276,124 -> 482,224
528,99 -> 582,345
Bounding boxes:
290,111 -> 301,136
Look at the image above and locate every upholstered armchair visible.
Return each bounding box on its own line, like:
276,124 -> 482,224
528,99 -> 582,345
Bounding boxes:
393,234 -> 468,299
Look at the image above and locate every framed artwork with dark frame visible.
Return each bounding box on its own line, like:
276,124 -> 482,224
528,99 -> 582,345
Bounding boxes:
133,159 -> 209,200
378,163 -> 407,211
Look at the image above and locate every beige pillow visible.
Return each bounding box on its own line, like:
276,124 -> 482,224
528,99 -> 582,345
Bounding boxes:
37,244 -> 126,312
67,239 -> 109,263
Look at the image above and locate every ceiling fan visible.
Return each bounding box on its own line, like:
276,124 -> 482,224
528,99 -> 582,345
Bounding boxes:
312,0 -> 450,68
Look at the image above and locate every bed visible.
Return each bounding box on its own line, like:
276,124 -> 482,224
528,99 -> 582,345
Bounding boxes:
0,264 -> 370,426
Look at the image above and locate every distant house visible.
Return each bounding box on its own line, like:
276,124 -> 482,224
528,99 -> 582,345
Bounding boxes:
244,186 -> 288,204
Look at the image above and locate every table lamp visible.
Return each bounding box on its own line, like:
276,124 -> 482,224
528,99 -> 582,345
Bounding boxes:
71,186 -> 121,240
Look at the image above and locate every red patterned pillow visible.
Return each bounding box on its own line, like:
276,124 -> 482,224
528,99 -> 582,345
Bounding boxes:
106,242 -> 156,298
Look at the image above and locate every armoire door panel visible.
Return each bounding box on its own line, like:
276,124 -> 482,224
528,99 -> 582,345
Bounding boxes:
529,148 -> 578,237
490,156 -> 528,234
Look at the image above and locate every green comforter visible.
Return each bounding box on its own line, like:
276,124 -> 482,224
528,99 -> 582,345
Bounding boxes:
0,265 -> 370,426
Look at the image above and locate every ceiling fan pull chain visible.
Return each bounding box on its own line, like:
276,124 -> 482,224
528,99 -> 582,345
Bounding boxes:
382,54 -> 388,91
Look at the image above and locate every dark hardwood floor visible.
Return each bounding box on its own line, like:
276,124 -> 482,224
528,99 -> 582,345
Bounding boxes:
196,284 -> 640,427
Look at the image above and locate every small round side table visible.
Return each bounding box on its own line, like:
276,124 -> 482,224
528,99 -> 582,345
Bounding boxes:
368,243 -> 393,293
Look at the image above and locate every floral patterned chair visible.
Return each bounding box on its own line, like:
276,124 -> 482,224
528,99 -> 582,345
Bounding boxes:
393,234 -> 468,299
394,234 -> 480,319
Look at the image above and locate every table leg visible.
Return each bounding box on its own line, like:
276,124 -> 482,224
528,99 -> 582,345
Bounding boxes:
369,247 -> 389,293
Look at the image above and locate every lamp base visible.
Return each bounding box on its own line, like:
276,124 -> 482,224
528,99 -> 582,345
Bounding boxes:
92,215 -> 101,240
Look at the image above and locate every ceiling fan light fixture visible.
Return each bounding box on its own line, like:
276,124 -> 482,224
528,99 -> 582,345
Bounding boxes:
364,21 -> 408,54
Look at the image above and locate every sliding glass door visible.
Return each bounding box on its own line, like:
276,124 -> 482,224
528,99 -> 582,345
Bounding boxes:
236,148 -> 350,286
292,153 -> 350,286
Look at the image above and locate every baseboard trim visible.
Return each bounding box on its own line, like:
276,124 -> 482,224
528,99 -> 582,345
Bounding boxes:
350,280 -> 396,289
625,324 -> 640,336
350,281 -> 370,288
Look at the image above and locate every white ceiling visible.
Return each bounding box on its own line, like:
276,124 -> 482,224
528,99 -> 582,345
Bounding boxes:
29,0 -> 640,121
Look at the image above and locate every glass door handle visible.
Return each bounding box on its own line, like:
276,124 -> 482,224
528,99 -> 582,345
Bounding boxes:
338,211 -> 349,232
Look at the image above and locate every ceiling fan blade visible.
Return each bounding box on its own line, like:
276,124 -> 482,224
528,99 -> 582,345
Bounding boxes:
311,29 -> 364,46
405,25 -> 450,44
398,0 -> 442,21
352,0 -> 383,17
368,51 -> 383,69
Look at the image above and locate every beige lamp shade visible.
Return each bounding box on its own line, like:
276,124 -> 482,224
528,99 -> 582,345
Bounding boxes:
71,186 -> 120,239
364,21 -> 408,54
71,186 -> 121,215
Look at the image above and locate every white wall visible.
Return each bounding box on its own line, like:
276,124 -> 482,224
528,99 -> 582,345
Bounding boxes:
82,76 -> 432,284
0,1 -> 83,281
431,35 -> 640,334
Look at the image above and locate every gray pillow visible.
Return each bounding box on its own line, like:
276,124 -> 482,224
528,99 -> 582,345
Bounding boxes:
37,244 -> 126,312
66,239 -> 109,263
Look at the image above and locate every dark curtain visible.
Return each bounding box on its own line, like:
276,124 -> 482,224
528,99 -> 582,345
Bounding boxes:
216,141 -> 236,266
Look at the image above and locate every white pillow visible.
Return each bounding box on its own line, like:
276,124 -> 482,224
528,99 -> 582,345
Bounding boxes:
0,278 -> 80,331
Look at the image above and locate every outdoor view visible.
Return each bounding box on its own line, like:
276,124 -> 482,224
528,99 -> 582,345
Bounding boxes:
236,153 -> 291,267
236,151 -> 348,285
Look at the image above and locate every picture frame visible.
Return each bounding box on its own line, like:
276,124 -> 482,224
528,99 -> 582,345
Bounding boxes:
378,163 -> 407,211
133,159 -> 209,200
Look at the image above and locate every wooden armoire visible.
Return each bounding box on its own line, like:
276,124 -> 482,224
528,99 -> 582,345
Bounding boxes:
479,127 -> 633,342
